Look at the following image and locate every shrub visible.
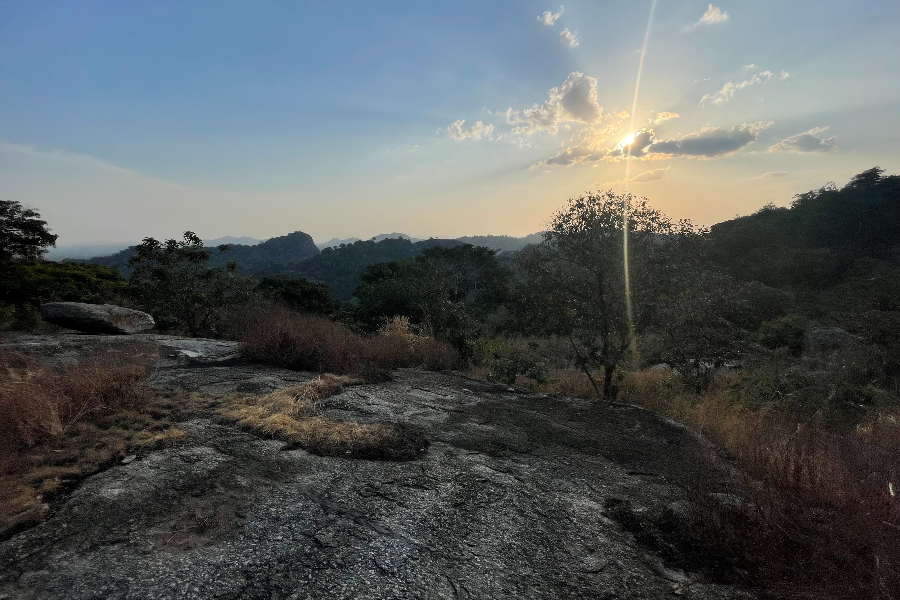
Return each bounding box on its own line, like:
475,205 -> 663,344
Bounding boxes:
0,351 -> 150,450
239,305 -> 457,375
0,350 -> 185,538
619,369 -> 900,599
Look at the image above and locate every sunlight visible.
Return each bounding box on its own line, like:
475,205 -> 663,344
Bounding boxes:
621,132 -> 636,147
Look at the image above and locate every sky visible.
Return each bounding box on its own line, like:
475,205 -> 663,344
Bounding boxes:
1,0 -> 898,245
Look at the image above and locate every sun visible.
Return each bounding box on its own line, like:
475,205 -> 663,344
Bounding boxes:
621,132 -> 636,146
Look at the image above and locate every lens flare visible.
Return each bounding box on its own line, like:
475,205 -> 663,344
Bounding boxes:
623,0 -> 658,361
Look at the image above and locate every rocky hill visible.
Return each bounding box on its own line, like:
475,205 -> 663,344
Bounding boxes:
0,334 -> 753,600
83,231 -> 320,277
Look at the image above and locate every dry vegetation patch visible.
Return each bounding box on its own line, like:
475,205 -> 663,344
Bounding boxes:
219,373 -> 428,460
0,351 -> 190,539
619,370 -> 900,599
239,306 -> 457,376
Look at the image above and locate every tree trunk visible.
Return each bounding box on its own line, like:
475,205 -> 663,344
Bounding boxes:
602,363 -> 617,400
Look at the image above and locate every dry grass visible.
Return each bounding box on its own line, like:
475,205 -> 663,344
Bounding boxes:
468,364 -> 603,399
620,370 -> 900,599
239,305 -> 457,376
0,351 -> 189,539
220,373 -> 428,460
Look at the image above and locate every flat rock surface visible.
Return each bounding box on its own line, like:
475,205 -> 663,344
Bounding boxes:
0,335 -> 753,599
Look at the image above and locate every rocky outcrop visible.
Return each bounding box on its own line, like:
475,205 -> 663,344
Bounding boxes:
0,334 -> 754,599
40,302 -> 155,335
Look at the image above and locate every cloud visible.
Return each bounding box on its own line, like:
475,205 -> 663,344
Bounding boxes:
505,72 -> 603,135
533,123 -> 622,167
558,28 -> 579,47
602,167 -> 671,185
701,70 -> 790,105
684,4 -> 729,31
648,121 -> 773,158
768,127 -> 837,153
760,171 -> 788,178
445,119 -> 495,141
700,4 -> 729,24
538,6 -> 564,26
535,121 -> 773,167
652,112 -> 680,124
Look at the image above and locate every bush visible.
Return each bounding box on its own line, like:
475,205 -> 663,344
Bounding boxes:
0,351 -> 150,450
0,349 -> 186,539
619,368 -> 900,599
758,314 -> 811,354
254,276 -> 338,315
239,305 -> 457,375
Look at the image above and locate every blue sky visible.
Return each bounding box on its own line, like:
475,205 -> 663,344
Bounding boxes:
1,0 -> 898,244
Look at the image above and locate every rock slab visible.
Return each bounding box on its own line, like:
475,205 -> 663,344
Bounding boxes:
0,335 -> 755,600
40,302 -> 155,335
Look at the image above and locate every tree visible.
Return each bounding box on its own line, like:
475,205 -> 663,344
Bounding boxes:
514,191 -> 704,399
127,232 -> 254,336
255,276 -> 338,315
354,244 -> 510,355
0,200 -> 58,262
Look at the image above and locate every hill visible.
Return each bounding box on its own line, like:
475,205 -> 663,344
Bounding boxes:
456,233 -> 545,252
708,167 -> 900,315
278,237 -> 464,301
84,231 -> 319,277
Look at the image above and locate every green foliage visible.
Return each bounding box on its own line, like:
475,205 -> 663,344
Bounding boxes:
292,237 -> 463,301
758,314 -> 810,355
0,260 -> 125,331
0,200 -> 58,262
254,276 -> 338,315
354,244 -> 510,357
127,232 -> 255,336
513,191 -> 705,398
0,260 -> 124,307
709,167 -> 900,302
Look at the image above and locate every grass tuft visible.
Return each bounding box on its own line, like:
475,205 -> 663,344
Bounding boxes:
220,373 -> 428,460
0,351 -> 189,539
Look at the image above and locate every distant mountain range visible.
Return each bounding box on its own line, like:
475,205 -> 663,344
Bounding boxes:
82,231 -> 320,277
76,230 -> 545,301
47,236 -> 264,260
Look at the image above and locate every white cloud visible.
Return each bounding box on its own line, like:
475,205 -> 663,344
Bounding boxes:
701,70 -> 790,105
445,119 -> 495,141
538,6 -> 564,26
505,72 -> 603,135
685,4 -> 729,31
647,121 -> 773,158
558,28 -> 579,47
760,171 -> 788,178
652,112 -> 680,124
699,4 -> 729,25
769,127 -> 837,153
697,4 -> 730,25
536,121 -> 773,167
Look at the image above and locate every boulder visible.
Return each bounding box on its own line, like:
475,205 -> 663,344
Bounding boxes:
40,302 -> 155,335
803,327 -> 860,358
